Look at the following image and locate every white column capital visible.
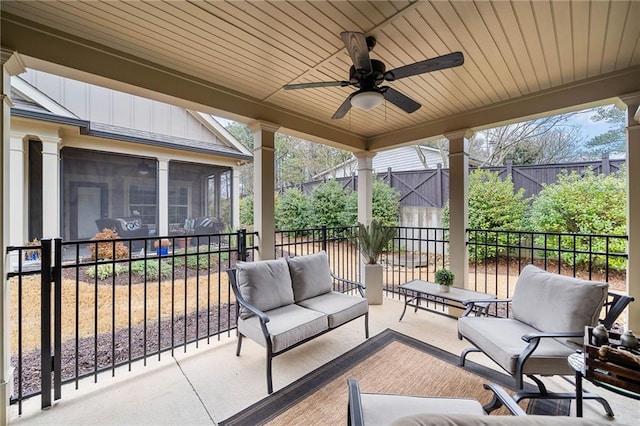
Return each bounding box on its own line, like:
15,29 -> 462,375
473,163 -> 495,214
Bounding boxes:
444,129 -> 474,141
248,120 -> 280,134
618,91 -> 640,107
1,49 -> 26,76
353,150 -> 377,160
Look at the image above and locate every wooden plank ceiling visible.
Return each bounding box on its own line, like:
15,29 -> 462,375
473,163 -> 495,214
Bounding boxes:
2,0 -> 640,151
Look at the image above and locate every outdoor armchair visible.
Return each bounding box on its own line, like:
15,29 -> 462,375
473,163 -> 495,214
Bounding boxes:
457,264 -> 619,416
347,378 -> 597,425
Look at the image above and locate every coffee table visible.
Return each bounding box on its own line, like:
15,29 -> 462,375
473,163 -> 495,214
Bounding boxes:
398,280 -> 496,321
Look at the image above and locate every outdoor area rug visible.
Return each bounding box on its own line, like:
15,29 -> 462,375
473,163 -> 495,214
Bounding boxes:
219,329 -> 569,425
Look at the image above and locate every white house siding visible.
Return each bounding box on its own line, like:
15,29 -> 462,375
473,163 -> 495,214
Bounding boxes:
20,69 -> 222,146
326,146 -> 445,179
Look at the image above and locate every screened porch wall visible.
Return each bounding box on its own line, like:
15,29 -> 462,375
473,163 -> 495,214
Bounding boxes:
61,148 -> 157,241
168,161 -> 232,236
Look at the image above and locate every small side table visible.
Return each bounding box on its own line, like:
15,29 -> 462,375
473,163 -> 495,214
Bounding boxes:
567,352 -> 617,417
398,280 -> 496,321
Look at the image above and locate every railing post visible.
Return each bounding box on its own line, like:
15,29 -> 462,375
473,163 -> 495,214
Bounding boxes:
53,238 -> 62,401
238,229 -> 248,261
321,225 -> 327,252
40,239 -> 52,409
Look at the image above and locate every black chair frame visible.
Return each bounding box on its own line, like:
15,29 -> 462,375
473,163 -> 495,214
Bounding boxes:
227,269 -> 369,394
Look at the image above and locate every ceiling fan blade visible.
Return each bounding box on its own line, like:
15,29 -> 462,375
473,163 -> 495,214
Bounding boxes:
381,87 -> 421,113
340,31 -> 372,74
283,81 -> 350,90
331,93 -> 355,119
384,51 -> 464,81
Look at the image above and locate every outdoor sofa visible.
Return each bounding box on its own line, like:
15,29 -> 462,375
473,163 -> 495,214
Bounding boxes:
227,251 -> 369,394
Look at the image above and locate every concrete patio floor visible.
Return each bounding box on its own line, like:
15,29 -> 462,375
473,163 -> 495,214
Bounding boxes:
9,297 -> 638,425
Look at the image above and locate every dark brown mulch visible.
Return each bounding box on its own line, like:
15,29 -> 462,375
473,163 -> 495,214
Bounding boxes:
12,305 -> 237,399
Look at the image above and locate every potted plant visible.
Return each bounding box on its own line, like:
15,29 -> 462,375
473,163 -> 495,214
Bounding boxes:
355,219 -> 395,305
154,238 -> 172,256
434,268 -> 455,293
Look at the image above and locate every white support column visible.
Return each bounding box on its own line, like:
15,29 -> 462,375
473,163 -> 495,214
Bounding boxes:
1,49 -> 26,426
40,135 -> 62,239
619,93 -> 640,332
444,129 -> 473,290
354,151 -> 376,225
8,133 -> 26,246
157,158 -> 170,237
232,165 -> 241,230
250,121 -> 279,260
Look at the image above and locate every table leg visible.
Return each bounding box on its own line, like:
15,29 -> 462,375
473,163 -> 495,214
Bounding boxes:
399,291 -> 409,321
575,370 -> 583,417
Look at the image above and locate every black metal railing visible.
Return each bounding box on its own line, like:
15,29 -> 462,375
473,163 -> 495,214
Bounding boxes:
467,229 -> 628,299
6,230 -> 256,413
7,225 -> 628,412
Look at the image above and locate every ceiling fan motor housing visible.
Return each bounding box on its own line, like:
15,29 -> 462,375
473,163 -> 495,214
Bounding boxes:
349,59 -> 386,89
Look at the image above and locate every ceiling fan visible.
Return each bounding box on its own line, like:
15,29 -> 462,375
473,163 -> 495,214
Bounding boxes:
283,32 -> 464,119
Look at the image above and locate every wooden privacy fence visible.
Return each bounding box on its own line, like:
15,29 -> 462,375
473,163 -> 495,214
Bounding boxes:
285,155 -> 624,208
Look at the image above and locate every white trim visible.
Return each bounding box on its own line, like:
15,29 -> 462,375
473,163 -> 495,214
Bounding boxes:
12,77 -> 78,118
189,111 -> 252,157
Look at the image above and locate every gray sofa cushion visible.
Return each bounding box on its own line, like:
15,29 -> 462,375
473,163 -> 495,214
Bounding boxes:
297,291 -> 368,328
236,258 -> 294,319
361,394 -> 485,426
457,317 -> 576,376
287,251 -> 333,302
392,414 -> 605,426
237,304 -> 327,353
512,265 -> 608,342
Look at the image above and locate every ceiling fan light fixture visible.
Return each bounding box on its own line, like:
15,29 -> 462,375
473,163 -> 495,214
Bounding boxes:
350,91 -> 384,111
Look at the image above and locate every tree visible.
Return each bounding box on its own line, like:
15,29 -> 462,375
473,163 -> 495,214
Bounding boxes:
469,113 -> 584,166
308,180 -> 354,228
586,105 -> 626,155
275,188 -> 310,230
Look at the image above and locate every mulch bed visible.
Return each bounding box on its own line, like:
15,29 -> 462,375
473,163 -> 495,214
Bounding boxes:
12,305 -> 236,398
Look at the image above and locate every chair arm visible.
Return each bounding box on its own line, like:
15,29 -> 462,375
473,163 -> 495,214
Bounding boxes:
521,331 -> 583,343
347,378 -> 365,426
461,298 -> 512,317
482,383 -> 526,416
235,297 -> 270,324
331,272 -> 366,298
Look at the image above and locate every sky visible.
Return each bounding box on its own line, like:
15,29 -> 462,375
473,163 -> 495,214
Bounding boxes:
214,103 -> 618,146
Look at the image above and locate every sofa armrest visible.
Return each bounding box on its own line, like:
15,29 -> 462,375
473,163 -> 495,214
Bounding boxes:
331,272 -> 366,298
482,383 -> 526,416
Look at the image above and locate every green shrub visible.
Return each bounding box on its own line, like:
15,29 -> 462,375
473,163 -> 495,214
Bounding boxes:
443,169 -> 528,261
309,179 -> 353,228
275,188 -> 310,230
86,263 -> 128,280
372,179 -> 400,226
130,260 -> 173,281
239,196 -> 253,228
529,168 -> 627,270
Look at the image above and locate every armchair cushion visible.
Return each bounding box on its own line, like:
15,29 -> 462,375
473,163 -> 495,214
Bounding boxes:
512,265 -> 608,344
392,414 -> 601,425
457,317 -> 576,376
287,250 -> 332,302
236,258 -> 294,319
361,394 -> 485,425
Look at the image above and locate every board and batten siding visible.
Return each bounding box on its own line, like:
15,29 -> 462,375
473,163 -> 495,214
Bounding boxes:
21,69 -> 225,147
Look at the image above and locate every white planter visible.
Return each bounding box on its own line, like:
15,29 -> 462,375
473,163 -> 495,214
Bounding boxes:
439,284 -> 451,293
362,263 -> 384,305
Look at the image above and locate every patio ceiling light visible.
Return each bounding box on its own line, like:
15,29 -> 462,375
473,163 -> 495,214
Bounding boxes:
350,91 -> 384,111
